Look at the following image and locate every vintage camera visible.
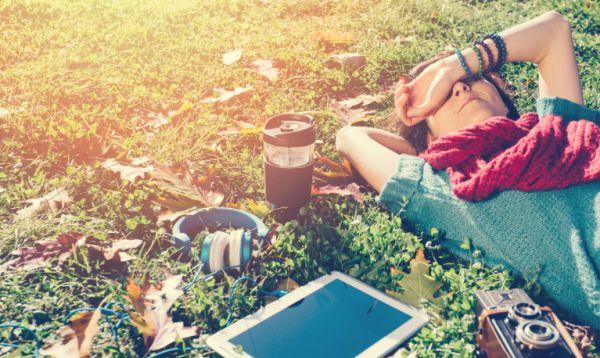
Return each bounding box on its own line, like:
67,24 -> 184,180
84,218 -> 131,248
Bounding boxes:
474,289 -> 582,358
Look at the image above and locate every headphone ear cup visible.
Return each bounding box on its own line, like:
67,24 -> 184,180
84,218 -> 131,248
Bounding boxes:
200,232 -> 216,272
228,229 -> 245,271
208,231 -> 229,272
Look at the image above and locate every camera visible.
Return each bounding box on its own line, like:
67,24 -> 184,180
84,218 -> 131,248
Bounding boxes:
474,289 -> 582,357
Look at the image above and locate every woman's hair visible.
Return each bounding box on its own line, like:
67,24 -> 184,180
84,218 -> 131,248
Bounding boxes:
394,50 -> 519,153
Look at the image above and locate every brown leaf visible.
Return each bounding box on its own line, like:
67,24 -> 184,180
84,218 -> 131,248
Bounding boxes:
264,278 -> 299,305
311,183 -> 363,203
222,49 -> 242,65
0,232 -> 85,273
40,308 -> 102,357
16,187 -> 72,220
102,239 -> 142,261
201,86 -> 252,104
313,155 -> 354,185
338,94 -> 384,110
135,110 -> 169,131
249,59 -> 279,82
330,99 -> 376,126
102,158 -> 154,182
150,163 -> 224,210
126,275 -> 198,352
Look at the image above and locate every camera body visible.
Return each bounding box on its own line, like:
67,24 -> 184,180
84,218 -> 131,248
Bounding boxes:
474,289 -> 582,358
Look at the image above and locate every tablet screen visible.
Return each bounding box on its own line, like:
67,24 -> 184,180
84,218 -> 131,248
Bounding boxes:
229,278 -> 413,357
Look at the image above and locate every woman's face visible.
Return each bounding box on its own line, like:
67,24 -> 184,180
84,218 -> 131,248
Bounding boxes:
426,78 -> 508,139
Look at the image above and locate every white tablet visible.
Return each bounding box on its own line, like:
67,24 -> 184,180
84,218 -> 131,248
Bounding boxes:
207,271 -> 429,357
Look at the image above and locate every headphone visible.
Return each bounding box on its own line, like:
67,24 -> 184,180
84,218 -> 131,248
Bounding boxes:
172,207 -> 270,273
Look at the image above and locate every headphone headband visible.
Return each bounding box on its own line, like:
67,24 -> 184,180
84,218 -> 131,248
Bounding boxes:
172,207 -> 270,254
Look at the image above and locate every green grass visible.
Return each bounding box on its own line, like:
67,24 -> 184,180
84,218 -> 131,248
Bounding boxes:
0,0 -> 598,356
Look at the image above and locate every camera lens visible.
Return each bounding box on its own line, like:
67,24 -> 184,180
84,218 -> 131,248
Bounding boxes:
515,320 -> 560,350
507,302 -> 541,326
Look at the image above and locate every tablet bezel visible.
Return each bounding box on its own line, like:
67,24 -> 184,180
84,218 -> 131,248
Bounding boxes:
207,271 -> 429,357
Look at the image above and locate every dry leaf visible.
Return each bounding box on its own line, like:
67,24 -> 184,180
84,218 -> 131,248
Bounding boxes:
0,107 -> 25,118
330,99 -> 376,126
385,248 -> 443,310
311,183 -> 363,203
338,94 -> 384,110
201,86 -> 252,104
150,163 -> 223,210
126,275 -> 198,352
222,49 -> 242,65
0,232 -> 85,273
136,111 -> 169,131
249,59 -> 279,82
265,278 -> 299,304
217,120 -> 261,137
40,308 -> 102,357
101,239 -> 142,261
102,158 -> 154,182
329,53 -> 366,71
313,155 -> 354,185
16,187 -> 72,220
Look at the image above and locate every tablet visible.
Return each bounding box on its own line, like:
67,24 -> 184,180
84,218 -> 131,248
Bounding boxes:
207,271 -> 429,357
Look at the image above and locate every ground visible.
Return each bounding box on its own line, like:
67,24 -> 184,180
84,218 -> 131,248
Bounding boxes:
0,0 -> 598,356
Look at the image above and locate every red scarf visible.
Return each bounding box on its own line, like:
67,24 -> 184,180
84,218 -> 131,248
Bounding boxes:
418,113 -> 600,201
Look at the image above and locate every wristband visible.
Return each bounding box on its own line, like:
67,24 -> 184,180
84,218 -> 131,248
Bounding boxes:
484,33 -> 507,72
474,40 -> 494,73
470,43 -> 484,79
454,47 -> 476,82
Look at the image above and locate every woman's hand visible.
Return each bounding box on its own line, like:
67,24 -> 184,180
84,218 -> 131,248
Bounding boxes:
404,58 -> 462,121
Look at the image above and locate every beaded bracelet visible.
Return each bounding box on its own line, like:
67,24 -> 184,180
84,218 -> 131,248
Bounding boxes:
474,40 -> 494,72
454,47 -> 475,82
470,43 -> 484,79
483,33 -> 507,72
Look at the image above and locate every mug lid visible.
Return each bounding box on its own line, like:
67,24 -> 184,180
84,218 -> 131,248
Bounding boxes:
262,113 -> 316,147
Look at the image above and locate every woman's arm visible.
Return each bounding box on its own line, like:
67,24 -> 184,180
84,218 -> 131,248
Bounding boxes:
406,11 -> 583,119
464,11 -> 582,103
336,126 -> 415,192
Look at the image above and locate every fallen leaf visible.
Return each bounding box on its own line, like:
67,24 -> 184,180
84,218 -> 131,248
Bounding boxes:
136,111 -> 169,131
16,187 -> 72,220
329,53 -> 366,71
102,158 -> 154,182
101,239 -> 142,261
265,278 -> 299,304
249,59 -> 279,82
150,163 -> 224,211
40,308 -> 102,357
217,120 -> 261,137
338,94 -> 384,110
391,35 -> 417,44
311,183 -> 363,203
222,49 -> 242,65
0,232 -> 85,273
330,99 -> 376,126
385,248 -> 442,310
0,107 -> 25,118
201,86 -> 252,104
313,155 -> 354,185
126,275 -> 198,352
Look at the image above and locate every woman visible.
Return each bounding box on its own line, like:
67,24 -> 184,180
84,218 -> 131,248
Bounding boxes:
336,11 -> 600,329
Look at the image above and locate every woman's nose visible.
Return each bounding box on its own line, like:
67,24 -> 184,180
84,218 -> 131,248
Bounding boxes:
452,81 -> 470,97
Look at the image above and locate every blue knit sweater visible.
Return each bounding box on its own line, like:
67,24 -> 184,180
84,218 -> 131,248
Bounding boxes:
376,97 -> 600,329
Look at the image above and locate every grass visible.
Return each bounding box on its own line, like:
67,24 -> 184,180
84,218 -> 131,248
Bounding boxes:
0,0 -> 598,356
